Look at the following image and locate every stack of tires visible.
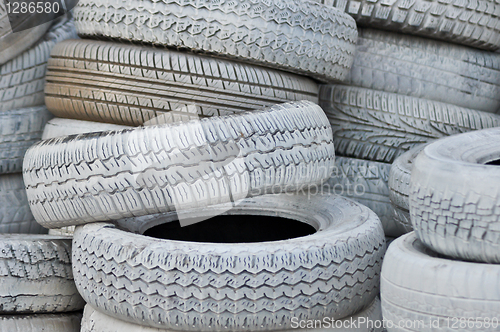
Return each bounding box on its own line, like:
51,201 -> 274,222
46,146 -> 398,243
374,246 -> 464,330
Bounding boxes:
18,0 -> 390,331
0,12 -> 86,331
321,0 -> 500,237
382,128 -> 500,330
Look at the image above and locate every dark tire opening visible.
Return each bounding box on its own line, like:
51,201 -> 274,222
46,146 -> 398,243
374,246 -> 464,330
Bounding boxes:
143,215 -> 316,243
486,159 -> 500,166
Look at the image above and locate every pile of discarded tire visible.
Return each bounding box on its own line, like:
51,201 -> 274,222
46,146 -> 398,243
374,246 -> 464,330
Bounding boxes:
382,128 -> 500,331
322,0 -> 500,237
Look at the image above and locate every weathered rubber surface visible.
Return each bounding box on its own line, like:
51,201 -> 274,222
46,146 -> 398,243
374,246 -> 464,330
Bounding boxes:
42,118 -> 132,140
72,0 -> 358,82
320,85 -> 500,163
0,174 -> 46,234
0,234 -> 85,313
45,39 -> 320,126
347,28 -> 500,113
323,156 -> 404,237
24,101 -> 335,228
72,192 -> 385,331
0,107 -> 53,174
0,16 -> 77,112
324,0 -> 500,50
81,297 -> 384,332
0,312 -> 82,331
381,232 -> 500,331
410,128 -> 500,263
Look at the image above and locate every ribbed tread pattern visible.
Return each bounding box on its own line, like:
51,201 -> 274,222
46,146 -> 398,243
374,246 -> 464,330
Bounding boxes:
72,194 -> 385,331
0,234 -> 85,313
0,313 -> 82,332
320,85 -> 500,163
324,0 -> 500,50
73,0 -> 358,82
347,28 -> 500,113
23,101 -> 335,228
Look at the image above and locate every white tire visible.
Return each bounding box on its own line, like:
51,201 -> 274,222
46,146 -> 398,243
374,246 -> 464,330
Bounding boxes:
0,313 -> 81,331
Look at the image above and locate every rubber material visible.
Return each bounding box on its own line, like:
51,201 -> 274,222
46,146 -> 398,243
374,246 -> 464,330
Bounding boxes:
0,313 -> 82,331
45,39 -> 320,126
72,192 -> 385,331
42,118 -> 132,140
0,174 -> 46,234
0,16 -> 77,112
81,297 -> 384,332
72,0 -> 358,82
347,28 -> 500,113
24,101 -> 335,228
382,232 -> 500,331
0,107 -> 53,174
320,85 -> 500,163
410,128 -> 500,263
325,0 -> 500,51
0,234 -> 85,313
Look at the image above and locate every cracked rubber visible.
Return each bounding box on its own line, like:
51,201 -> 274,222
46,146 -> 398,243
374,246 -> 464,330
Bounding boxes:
0,234 -> 85,313
45,39 -> 320,126
323,0 -> 500,50
0,312 -> 82,331
72,0 -> 358,82
72,192 -> 385,331
0,16 -> 77,112
0,174 -> 46,234
23,100 -> 335,228
320,85 -> 500,163
410,127 -> 500,263
381,232 -> 500,331
0,107 -> 53,174
347,28 -> 500,113
323,156 -> 402,237
81,297 -> 384,332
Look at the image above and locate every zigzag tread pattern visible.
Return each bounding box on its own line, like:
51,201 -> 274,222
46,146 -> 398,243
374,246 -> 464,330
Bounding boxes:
72,0 -> 358,82
320,85 -> 500,163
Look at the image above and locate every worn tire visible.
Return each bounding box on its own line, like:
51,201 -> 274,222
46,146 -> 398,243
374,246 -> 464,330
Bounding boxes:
81,298 -> 384,332
381,232 -> 500,331
73,0 -> 357,82
0,234 -> 85,313
410,128 -> 500,263
45,39 -> 320,126
42,118 -> 132,140
72,192 -> 385,331
0,107 -> 53,174
0,313 -> 82,331
0,174 -> 46,234
320,85 -> 500,163
24,101 -> 335,228
0,16 -> 77,112
324,0 -> 500,50
323,156 -> 403,236
347,29 -> 500,113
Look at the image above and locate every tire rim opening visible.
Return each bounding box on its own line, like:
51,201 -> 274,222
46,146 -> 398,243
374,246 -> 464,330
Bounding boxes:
143,215 -> 316,243
485,159 -> 500,166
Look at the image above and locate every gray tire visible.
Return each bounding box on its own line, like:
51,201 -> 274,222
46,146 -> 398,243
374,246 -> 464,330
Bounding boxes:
81,297 -> 384,332
347,29 -> 500,113
42,118 -> 132,140
320,85 -> 500,163
72,0 -> 357,82
0,234 -> 85,313
45,39 -> 320,126
325,0 -> 500,50
72,193 -> 385,331
0,16 -> 77,112
410,128 -> 500,263
382,232 -> 500,331
323,156 -> 403,236
0,107 -> 53,174
0,313 -> 82,331
23,101 -> 335,228
0,174 -> 46,234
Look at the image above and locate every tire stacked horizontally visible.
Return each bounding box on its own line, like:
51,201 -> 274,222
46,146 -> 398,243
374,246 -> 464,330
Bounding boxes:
321,3 -> 500,236
381,128 -> 500,331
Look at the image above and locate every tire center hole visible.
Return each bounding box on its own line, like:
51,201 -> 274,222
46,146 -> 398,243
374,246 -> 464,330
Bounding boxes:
144,215 -> 316,243
485,159 -> 500,166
